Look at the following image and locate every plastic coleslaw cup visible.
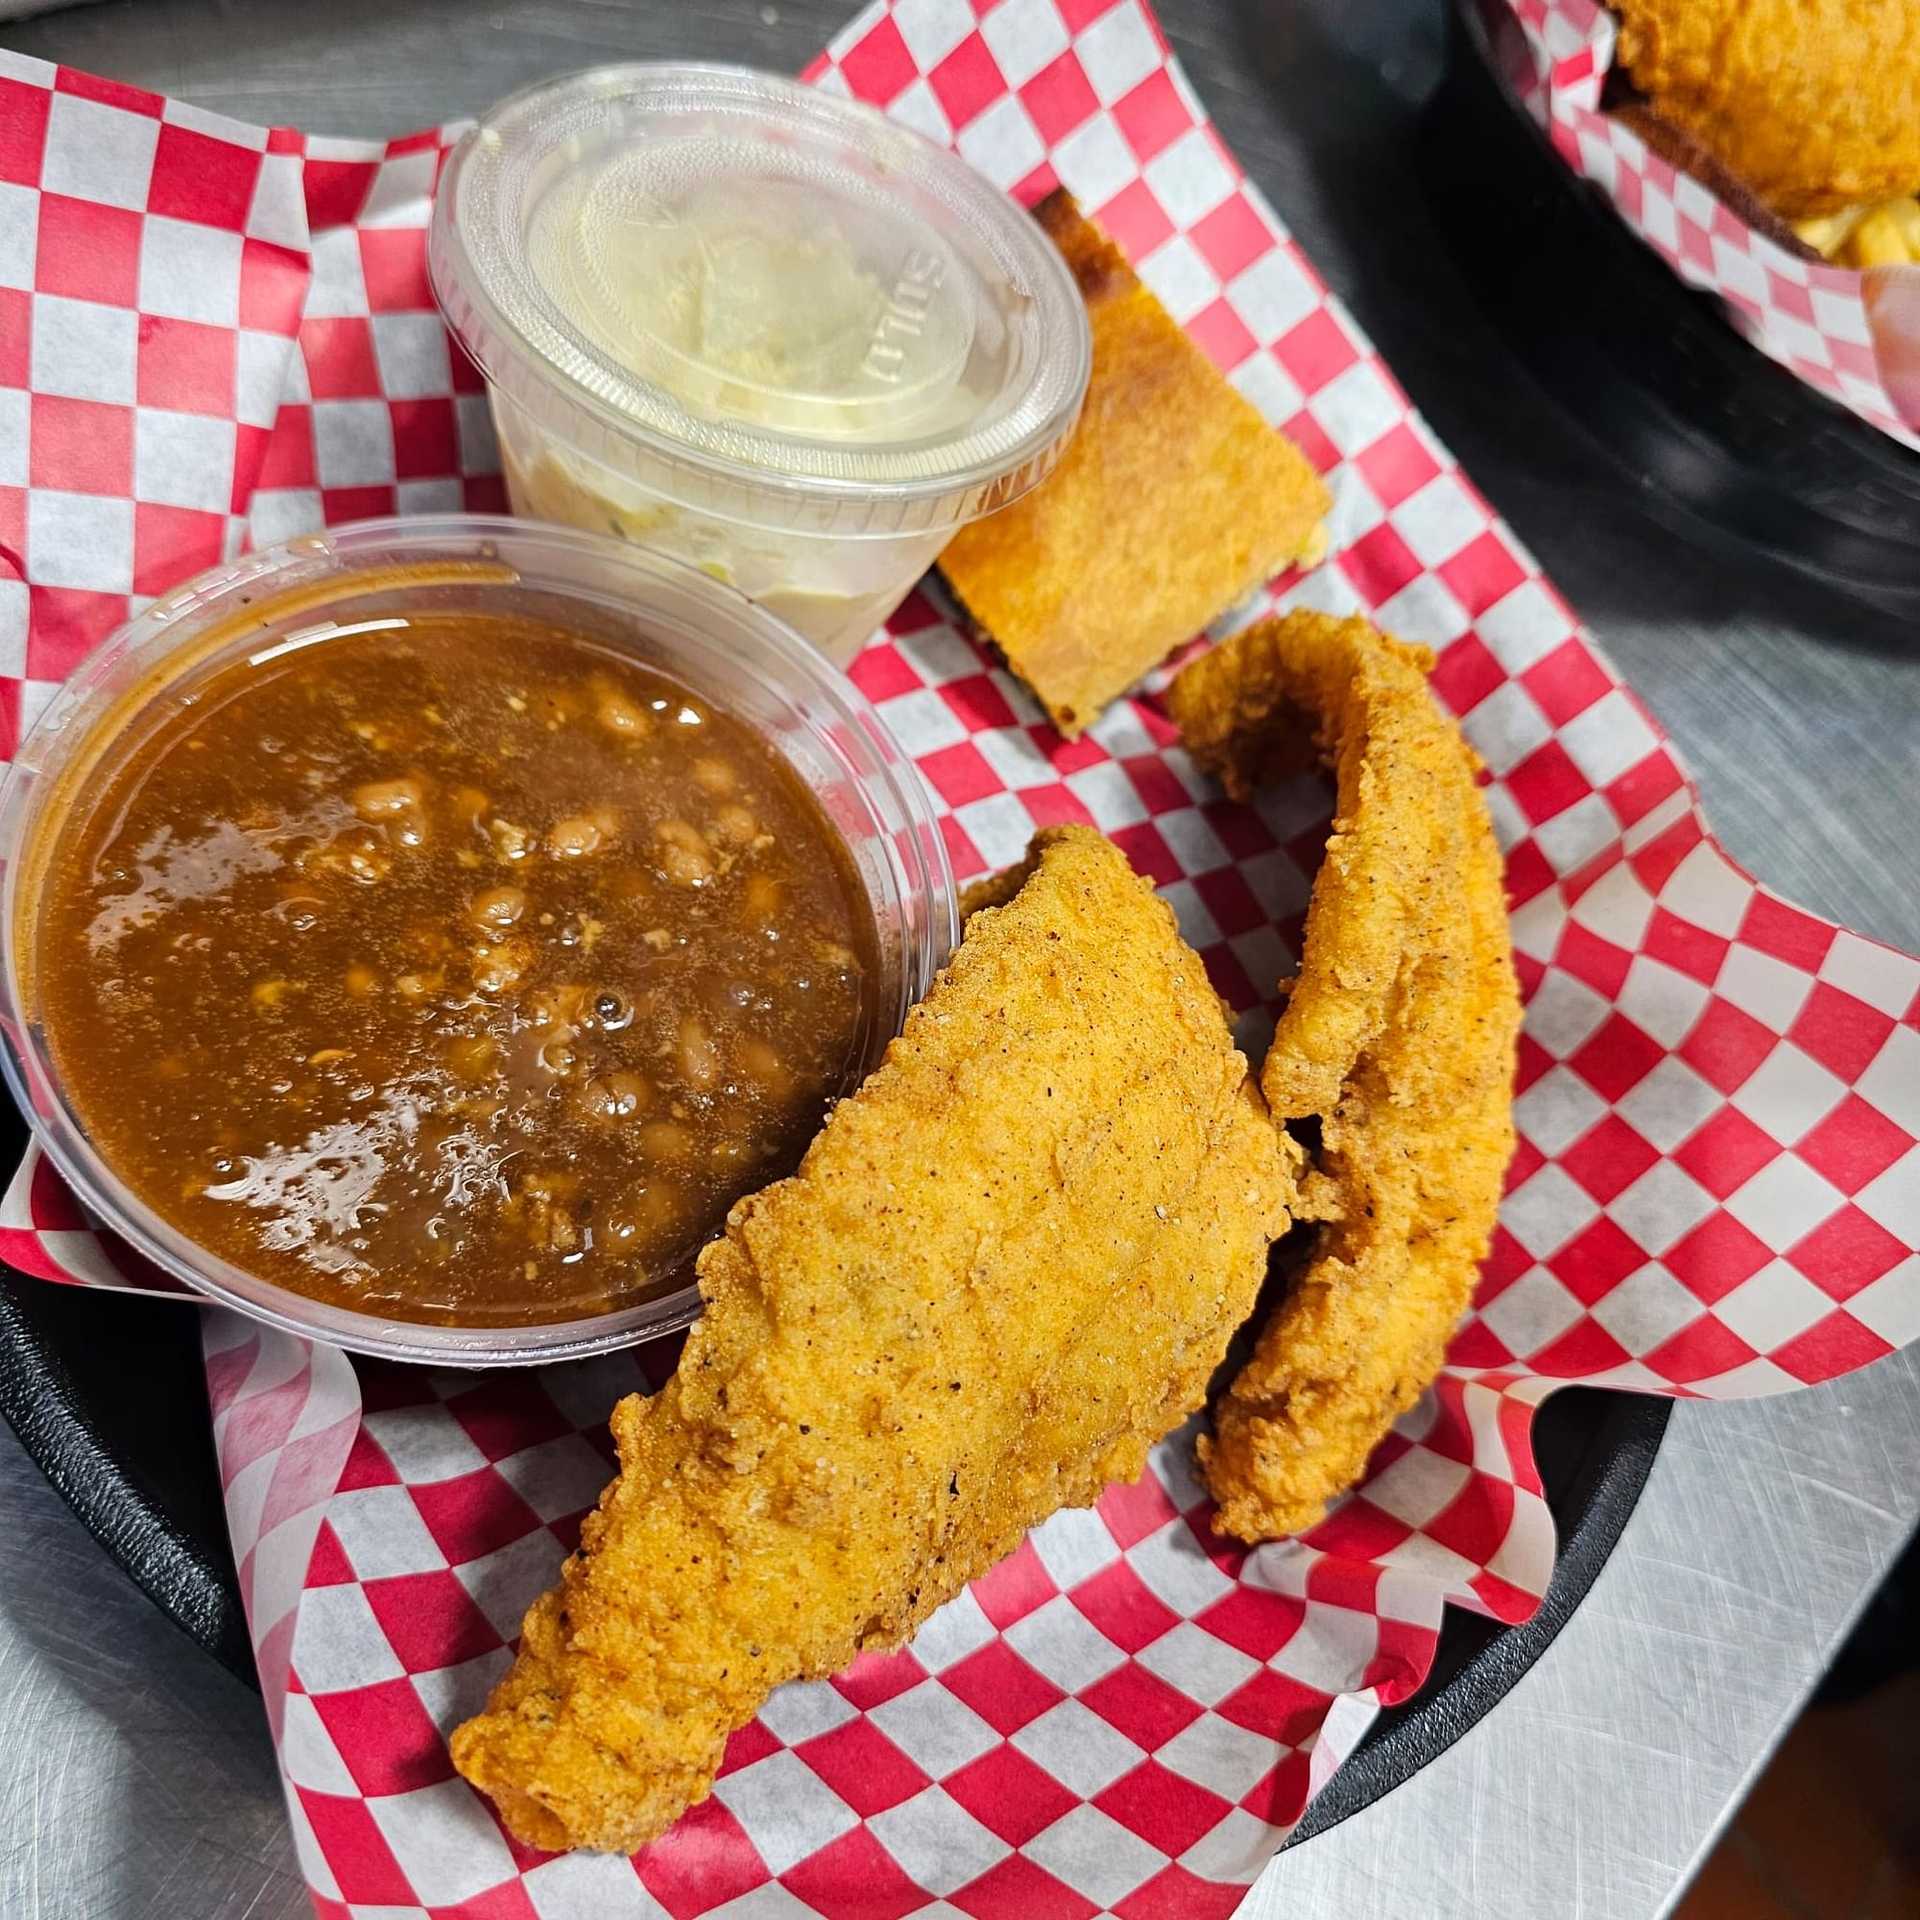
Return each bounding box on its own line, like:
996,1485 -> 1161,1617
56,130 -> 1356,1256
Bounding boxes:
429,63 -> 1092,665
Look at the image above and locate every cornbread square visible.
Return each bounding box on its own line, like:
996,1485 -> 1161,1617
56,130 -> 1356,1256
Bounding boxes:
937,190 -> 1329,738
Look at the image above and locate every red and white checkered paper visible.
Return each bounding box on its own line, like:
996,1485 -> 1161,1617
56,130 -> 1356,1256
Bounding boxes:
4,5 -> 1920,1916
1505,0 -> 1920,448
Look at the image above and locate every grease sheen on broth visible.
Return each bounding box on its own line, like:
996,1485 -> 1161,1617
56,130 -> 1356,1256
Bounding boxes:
34,611 -> 878,1326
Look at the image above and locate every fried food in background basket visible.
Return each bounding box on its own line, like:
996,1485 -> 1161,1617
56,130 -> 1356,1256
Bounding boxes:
1608,0 -> 1920,262
1169,612 -> 1522,1541
938,191 -> 1328,738
452,826 -> 1301,1852
1795,197 -> 1920,271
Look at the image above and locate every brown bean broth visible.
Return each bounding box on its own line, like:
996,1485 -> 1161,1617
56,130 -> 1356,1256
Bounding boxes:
34,612 -> 877,1326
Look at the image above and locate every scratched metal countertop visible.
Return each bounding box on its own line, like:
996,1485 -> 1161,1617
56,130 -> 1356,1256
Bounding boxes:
2,1 -> 1918,1916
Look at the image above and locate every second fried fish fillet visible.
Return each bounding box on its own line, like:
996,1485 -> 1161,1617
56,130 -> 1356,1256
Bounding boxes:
1169,611 -> 1463,1122
453,825 -> 1298,1853
1170,614 -> 1521,1541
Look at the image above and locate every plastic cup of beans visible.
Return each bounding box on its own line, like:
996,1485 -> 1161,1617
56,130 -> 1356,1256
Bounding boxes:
0,515 -> 957,1364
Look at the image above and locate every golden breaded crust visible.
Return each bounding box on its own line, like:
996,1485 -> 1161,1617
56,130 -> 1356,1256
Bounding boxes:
938,191 -> 1329,738
1613,0 -> 1920,219
1170,613 -> 1521,1540
1168,611 -> 1449,1122
957,851 -> 1040,922
452,825 -> 1298,1851
1203,749 -> 1517,1540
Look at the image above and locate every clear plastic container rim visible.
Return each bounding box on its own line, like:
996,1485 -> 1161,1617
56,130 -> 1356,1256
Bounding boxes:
428,62 -> 1093,537
0,515 -> 960,1366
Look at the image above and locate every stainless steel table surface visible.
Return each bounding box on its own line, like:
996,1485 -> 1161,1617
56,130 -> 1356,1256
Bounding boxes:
2,2 -> 1917,1916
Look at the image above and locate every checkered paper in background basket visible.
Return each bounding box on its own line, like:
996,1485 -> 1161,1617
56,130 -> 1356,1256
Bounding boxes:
3,3 -> 1919,1915
1504,0 -> 1920,450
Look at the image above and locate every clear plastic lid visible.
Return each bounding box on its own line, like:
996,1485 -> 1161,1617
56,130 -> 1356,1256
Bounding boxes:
431,64 -> 1092,537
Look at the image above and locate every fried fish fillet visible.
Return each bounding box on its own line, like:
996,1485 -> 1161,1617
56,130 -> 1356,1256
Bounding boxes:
1171,612 -> 1461,1122
452,825 -> 1299,1852
938,191 -> 1328,738
1169,614 -> 1521,1541
1612,0 -> 1920,220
